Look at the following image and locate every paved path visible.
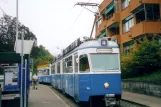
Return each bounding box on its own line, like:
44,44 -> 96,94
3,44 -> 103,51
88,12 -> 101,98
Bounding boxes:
122,91 -> 161,107
29,84 -> 70,107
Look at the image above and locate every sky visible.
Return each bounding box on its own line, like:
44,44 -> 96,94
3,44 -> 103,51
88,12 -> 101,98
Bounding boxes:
0,0 -> 103,56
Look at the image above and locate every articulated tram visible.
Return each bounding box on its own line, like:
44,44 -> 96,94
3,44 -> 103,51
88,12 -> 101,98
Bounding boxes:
39,37 -> 121,107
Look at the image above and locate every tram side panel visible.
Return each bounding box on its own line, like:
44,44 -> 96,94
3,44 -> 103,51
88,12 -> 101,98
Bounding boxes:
67,74 -> 74,97
57,74 -> 61,89
78,74 -> 91,102
74,73 -> 79,101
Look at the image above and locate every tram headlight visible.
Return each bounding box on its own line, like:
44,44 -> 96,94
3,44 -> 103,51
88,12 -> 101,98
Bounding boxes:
104,82 -> 109,88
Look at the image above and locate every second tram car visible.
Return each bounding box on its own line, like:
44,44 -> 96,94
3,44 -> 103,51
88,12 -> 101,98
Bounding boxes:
49,37 -> 121,107
37,64 -> 51,84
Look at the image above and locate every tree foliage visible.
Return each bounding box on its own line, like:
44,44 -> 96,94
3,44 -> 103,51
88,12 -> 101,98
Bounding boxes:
0,15 -> 37,52
31,45 -> 54,74
121,39 -> 161,79
0,15 -> 54,74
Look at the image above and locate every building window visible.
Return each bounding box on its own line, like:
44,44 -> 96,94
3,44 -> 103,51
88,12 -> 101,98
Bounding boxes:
63,56 -> 73,73
135,4 -> 160,24
122,0 -> 131,10
123,15 -> 134,33
123,40 -> 134,53
146,4 -> 160,21
105,2 -> 115,20
79,54 -> 90,73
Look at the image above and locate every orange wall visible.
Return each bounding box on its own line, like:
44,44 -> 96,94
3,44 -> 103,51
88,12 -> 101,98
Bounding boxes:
96,0 -> 161,52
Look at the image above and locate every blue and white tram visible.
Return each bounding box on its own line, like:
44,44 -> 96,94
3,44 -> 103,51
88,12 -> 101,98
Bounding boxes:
51,37 -> 121,107
37,64 -> 51,84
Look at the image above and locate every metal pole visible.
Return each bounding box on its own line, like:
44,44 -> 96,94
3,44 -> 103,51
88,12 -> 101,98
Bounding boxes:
90,15 -> 97,38
16,0 -> 23,107
16,0 -> 18,48
24,59 -> 27,107
21,30 -> 24,107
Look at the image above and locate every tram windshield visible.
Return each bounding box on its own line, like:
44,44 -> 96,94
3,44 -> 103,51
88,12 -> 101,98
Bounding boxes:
90,54 -> 119,71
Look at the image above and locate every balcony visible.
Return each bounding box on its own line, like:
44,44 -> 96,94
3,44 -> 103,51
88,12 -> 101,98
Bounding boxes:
96,29 -> 101,38
106,12 -> 120,28
99,0 -> 113,13
131,21 -> 161,38
111,35 -> 121,44
98,20 -> 107,33
121,31 -> 132,43
129,0 -> 161,12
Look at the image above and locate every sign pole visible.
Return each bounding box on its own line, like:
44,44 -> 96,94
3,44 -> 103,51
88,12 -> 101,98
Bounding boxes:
20,30 -> 24,107
24,59 -> 27,107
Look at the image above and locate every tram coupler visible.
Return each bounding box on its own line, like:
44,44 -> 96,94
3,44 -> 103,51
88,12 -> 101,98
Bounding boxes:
105,94 -> 120,107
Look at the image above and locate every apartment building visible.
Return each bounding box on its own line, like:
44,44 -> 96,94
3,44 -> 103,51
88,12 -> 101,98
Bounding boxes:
95,0 -> 161,53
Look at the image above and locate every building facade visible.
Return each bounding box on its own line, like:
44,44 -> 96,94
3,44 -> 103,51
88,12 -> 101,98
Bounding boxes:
95,0 -> 161,53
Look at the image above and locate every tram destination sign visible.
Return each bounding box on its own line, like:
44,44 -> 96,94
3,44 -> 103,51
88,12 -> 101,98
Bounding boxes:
96,48 -> 112,53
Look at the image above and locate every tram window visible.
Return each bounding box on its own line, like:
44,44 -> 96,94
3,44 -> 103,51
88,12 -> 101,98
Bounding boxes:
57,62 -> 60,73
51,65 -> 55,74
79,54 -> 90,73
64,56 -> 73,73
63,60 -> 66,73
44,69 -> 49,75
74,55 -> 78,73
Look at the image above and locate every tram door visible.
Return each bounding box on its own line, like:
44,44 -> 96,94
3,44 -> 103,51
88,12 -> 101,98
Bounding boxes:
74,54 -> 79,101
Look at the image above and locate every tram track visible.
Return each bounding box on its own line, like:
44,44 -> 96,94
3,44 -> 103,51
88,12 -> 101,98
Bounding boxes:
47,84 -> 148,107
49,85 -> 109,107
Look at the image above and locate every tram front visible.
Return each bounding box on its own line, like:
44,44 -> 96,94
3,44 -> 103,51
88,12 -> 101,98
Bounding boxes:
78,37 -> 121,107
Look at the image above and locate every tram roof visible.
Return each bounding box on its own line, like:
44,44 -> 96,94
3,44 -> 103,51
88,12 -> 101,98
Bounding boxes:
52,38 -> 119,64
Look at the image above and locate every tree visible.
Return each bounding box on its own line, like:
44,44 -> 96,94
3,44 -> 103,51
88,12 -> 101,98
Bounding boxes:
31,45 -> 54,74
121,39 -> 161,79
0,15 -> 37,52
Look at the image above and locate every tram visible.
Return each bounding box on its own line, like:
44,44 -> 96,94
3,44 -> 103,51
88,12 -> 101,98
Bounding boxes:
49,37 -> 121,107
37,64 -> 51,84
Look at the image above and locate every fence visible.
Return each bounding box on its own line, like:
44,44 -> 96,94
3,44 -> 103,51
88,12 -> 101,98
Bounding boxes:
122,80 -> 161,98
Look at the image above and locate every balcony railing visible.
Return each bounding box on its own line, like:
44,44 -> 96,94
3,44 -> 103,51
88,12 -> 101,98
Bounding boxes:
129,0 -> 160,12
106,12 -> 120,28
131,21 -> 161,38
99,0 -> 113,13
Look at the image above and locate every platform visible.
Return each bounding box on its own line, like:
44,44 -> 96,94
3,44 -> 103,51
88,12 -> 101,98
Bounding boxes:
122,91 -> 161,107
28,84 -> 69,107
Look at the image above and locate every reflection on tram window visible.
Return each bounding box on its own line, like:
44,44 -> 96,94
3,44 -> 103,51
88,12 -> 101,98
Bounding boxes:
79,54 -> 90,73
90,54 -> 119,71
63,56 -> 73,73
51,65 -> 55,74
57,62 -> 60,73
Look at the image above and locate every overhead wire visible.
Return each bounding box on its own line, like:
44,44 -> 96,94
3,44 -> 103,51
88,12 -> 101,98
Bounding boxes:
67,0 -> 92,35
0,5 -> 6,15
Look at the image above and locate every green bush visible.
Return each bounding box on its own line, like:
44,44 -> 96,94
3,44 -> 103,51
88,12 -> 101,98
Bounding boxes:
121,40 -> 161,79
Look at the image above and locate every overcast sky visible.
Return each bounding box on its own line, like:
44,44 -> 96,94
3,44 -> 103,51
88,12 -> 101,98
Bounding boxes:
0,0 -> 103,56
